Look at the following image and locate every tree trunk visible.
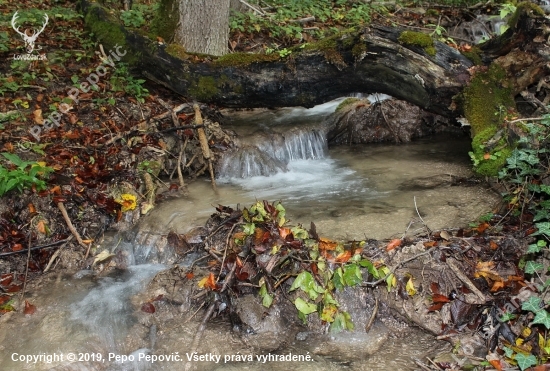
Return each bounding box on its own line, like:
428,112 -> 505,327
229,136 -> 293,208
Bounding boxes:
175,0 -> 230,56
81,1 -> 548,115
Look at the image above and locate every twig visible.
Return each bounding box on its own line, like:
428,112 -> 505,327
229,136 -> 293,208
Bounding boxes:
44,236 -> 73,272
177,140 -> 186,188
0,238 -> 69,257
239,0 -> 265,15
365,297 -> 378,332
185,303 -> 216,371
446,257 -> 487,303
505,116 -> 547,125
57,202 -> 88,249
218,222 -> 239,281
414,196 -> 431,236
184,301 -> 205,323
193,104 -> 217,191
19,225 -> 34,311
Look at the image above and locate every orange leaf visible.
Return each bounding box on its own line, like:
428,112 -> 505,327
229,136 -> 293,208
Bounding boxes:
334,250 -> 352,263
319,237 -> 338,251
36,93 -> 44,102
483,153 -> 491,160
24,300 -> 36,315
489,359 -> 502,371
386,239 -> 402,251
28,203 -> 36,214
36,220 -> 47,234
491,281 -> 505,292
198,272 -> 217,290
423,241 -> 437,248
489,240 -> 499,250
12,244 -> 23,251
476,222 -> 490,234
186,272 -> 194,280
278,228 -> 291,239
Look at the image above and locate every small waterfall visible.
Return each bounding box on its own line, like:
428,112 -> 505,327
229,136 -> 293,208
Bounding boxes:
218,127 -> 328,178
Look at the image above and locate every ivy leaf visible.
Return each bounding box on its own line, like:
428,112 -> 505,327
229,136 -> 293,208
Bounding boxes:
525,261 -> 544,274
522,296 -> 542,313
499,312 -> 516,322
515,353 -> 537,371
502,346 -> 513,358
533,309 -> 550,329
262,293 -> 273,308
294,297 -> 317,315
534,222 -> 550,238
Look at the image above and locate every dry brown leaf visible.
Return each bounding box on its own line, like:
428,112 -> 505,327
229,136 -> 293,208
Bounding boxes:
36,220 -> 47,234
33,109 -> 43,124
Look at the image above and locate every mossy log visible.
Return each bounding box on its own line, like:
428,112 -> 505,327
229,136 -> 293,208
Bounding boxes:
80,0 -> 548,119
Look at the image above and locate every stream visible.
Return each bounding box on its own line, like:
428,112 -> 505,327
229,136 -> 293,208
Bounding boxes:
0,96 -> 499,371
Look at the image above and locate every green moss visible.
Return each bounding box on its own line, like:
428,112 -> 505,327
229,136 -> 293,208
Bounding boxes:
188,76 -> 219,101
352,42 -> 367,59
462,46 -> 482,65
83,5 -> 137,65
398,31 -> 436,56
336,98 -> 360,112
508,1 -> 545,29
151,0 -> 179,41
463,63 -> 515,176
165,43 -> 187,59
213,52 -> 280,67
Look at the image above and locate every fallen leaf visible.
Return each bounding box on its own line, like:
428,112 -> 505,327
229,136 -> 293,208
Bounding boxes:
141,302 -> 155,313
28,203 -> 36,214
490,240 -> 499,250
92,250 -> 115,267
440,230 -> 451,241
334,250 -> 352,263
432,294 -> 451,303
36,220 -> 47,234
424,241 -> 437,248
406,277 -> 416,296
427,302 -> 445,311
491,281 -> 505,292
386,239 -> 402,251
33,109 -> 43,124
319,237 -> 338,251
198,272 -> 217,290
186,272 -> 194,280
476,222 -> 490,234
24,300 -> 36,315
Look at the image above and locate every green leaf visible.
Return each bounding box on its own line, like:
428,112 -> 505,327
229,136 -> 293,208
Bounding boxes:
499,312 -> 516,322
535,222 -> 550,238
502,346 -> 514,358
291,226 -> 309,240
330,311 -> 354,333
359,259 -> 380,279
515,353 -> 537,371
262,293 -> 273,308
522,296 -> 542,313
533,309 -> 550,329
290,271 -> 312,292
343,264 -> 362,287
243,223 -> 255,235
332,267 -> 344,291
525,261 -> 544,274
294,297 -> 317,315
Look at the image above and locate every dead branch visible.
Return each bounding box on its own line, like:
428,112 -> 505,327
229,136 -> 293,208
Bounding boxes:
446,257 -> 487,303
57,202 -> 88,249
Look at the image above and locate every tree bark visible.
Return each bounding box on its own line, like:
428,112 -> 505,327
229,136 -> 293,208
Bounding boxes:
175,0 -> 230,56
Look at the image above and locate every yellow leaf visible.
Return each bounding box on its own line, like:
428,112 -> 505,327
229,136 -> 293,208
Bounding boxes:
406,277 -> 417,296
115,193 -> 137,212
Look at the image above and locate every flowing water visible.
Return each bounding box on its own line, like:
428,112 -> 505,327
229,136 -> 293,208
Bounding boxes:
0,96 -> 499,371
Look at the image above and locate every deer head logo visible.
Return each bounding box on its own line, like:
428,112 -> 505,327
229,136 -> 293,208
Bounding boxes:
11,11 -> 49,54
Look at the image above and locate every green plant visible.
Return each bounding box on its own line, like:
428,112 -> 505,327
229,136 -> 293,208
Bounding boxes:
110,63 -> 149,103
120,9 -> 145,28
0,153 -> 53,196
